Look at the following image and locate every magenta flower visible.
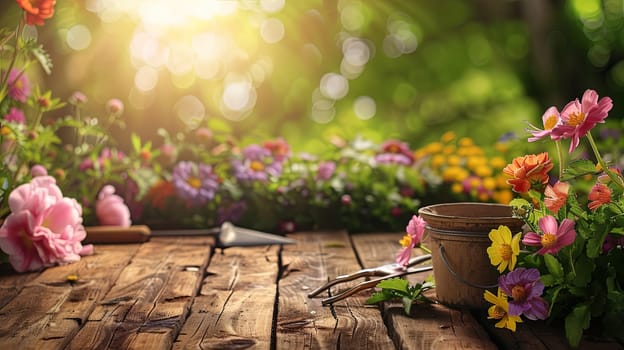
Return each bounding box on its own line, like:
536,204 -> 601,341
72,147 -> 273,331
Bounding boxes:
522,215 -> 576,255
7,69 -> 31,102
0,176 -> 93,272
528,106 -> 560,142
232,144 -> 283,181
375,139 -> 414,165
498,268 -> 548,320
551,89 -> 613,152
96,185 -> 131,227
3,107 -> 26,124
396,215 -> 426,266
316,161 -> 336,181
172,161 -> 219,205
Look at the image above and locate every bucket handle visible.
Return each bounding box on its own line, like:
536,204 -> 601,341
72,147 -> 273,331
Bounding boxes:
439,243 -> 498,289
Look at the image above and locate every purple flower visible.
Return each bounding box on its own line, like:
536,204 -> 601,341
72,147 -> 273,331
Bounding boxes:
375,139 -> 414,165
3,107 -> 26,124
498,268 -> 549,320
7,69 -> 31,102
232,144 -> 282,181
106,98 -> 124,116
316,161 -> 336,180
172,161 -> 219,205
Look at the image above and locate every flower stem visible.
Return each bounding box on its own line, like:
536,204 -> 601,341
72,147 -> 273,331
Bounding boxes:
555,140 -> 565,180
586,132 -> 624,190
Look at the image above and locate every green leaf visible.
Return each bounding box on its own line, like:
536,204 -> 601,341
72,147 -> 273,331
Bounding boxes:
376,278 -> 409,293
366,290 -> 396,304
544,254 -> 564,279
560,159 -> 597,181
564,304 -> 591,348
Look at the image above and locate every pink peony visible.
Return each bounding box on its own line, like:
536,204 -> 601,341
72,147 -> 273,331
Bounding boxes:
95,185 -> 131,227
0,176 -> 93,272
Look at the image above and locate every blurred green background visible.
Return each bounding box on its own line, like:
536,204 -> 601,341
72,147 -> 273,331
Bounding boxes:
2,0 -> 623,152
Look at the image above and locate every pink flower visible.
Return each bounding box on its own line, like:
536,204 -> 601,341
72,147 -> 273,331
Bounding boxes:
543,181 -> 569,214
316,161 -> 336,181
396,215 -> 426,266
106,98 -> 124,116
528,106 -> 560,142
30,164 -> 48,177
7,69 -> 31,102
0,176 -> 93,272
551,89 -> 613,153
588,183 -> 612,211
522,215 -> 576,255
4,107 -> 26,124
375,139 -> 414,165
68,91 -> 88,105
95,185 -> 131,227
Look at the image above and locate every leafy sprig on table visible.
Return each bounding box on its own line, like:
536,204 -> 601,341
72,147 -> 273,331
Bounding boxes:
366,277 -> 435,315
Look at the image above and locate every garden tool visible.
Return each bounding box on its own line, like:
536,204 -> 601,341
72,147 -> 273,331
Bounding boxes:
84,222 -> 297,248
308,254 -> 433,305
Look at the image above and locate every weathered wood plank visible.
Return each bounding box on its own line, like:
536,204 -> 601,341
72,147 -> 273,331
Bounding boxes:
68,237 -> 212,350
174,245 -> 280,349
0,264 -> 40,309
477,311 -> 624,350
351,232 -> 497,350
0,244 -> 139,350
277,231 -> 395,349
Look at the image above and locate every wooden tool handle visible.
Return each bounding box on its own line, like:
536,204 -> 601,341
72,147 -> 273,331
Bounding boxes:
84,225 -> 151,244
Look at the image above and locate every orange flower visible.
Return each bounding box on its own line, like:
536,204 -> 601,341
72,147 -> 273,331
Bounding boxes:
544,181 -> 570,214
588,183 -> 611,211
16,0 -> 56,26
144,181 -> 176,210
503,153 -> 553,193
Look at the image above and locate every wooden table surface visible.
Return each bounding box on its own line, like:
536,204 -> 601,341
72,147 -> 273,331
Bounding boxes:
0,230 -> 622,349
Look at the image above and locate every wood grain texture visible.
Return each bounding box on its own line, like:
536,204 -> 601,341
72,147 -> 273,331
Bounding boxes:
277,230 -> 395,349
68,237 -> 211,350
0,244 -> 139,350
351,232 -> 498,350
173,244 -> 280,349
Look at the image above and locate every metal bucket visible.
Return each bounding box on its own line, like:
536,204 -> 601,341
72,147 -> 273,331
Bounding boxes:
418,202 -> 524,309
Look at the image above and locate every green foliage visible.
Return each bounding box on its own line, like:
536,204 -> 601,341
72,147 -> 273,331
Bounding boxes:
365,277 -> 434,315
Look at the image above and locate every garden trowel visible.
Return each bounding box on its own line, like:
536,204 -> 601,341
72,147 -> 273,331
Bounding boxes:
85,222 -> 296,248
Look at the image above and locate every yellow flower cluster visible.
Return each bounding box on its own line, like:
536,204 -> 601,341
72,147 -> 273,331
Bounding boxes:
414,131 -> 513,203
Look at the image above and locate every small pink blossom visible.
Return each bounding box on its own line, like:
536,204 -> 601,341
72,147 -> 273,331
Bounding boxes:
0,176 -> 93,273
316,161 -> 336,181
522,216 -> 576,255
4,107 -> 26,124
396,215 -> 426,266
106,98 -> 124,116
7,69 -> 30,102
30,165 -> 48,177
69,91 -> 88,105
95,185 -> 131,227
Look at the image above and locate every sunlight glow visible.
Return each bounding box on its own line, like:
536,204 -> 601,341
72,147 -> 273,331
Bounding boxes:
66,25 -> 92,51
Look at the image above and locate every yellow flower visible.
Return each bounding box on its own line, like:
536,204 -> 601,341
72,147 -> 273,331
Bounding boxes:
484,288 -> 522,331
441,131 -> 456,143
487,225 -> 521,273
